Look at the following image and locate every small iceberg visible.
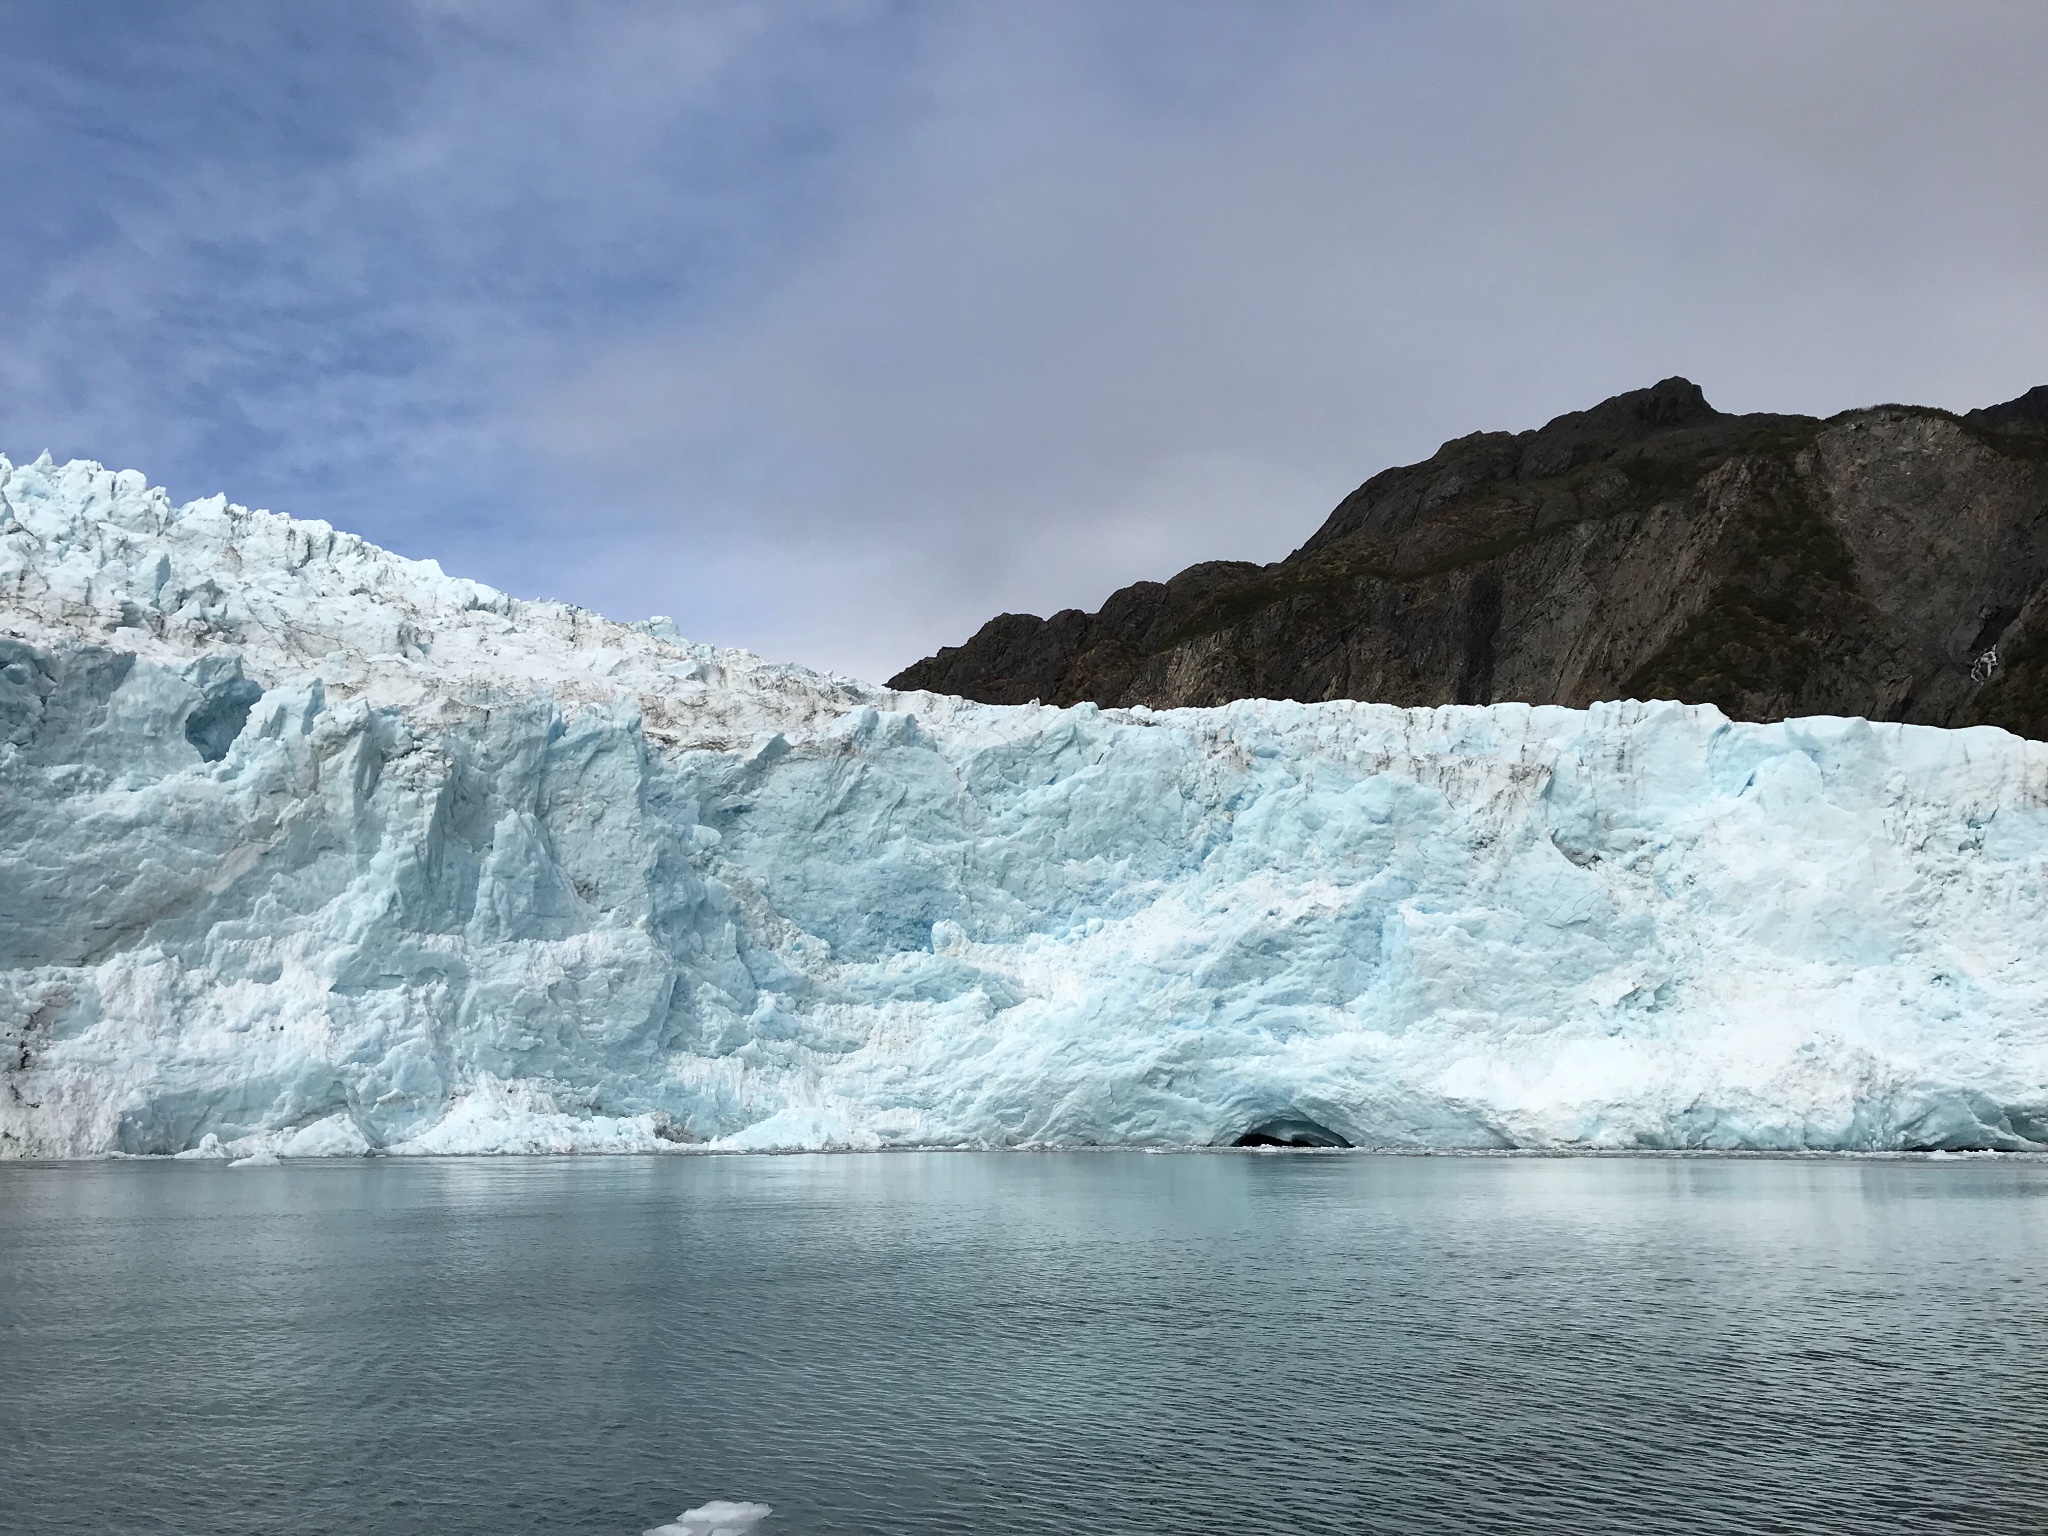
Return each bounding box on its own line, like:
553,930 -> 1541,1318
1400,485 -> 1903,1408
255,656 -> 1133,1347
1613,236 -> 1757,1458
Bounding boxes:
645,1501 -> 771,1536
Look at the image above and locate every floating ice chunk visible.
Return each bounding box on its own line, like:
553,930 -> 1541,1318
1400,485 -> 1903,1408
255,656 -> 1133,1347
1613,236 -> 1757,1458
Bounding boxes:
227,1149 -> 282,1168
644,1500 -> 772,1536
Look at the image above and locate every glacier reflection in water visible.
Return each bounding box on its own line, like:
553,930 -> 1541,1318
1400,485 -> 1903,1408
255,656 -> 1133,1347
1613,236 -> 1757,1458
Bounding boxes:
2,1152 -> 2045,1536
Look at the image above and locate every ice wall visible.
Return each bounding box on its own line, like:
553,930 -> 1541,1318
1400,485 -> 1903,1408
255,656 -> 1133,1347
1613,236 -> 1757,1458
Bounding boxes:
4,453 -> 2046,1157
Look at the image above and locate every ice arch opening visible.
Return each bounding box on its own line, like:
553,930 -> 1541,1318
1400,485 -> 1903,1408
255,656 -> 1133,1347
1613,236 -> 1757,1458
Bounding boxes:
1231,1117 -> 1351,1149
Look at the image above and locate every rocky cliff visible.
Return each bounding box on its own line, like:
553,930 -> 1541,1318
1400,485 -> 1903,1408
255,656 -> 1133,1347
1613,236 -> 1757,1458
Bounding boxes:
891,380 -> 2048,736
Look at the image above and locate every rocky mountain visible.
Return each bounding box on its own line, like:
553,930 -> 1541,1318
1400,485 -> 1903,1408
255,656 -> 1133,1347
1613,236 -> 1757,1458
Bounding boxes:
891,379 -> 2048,736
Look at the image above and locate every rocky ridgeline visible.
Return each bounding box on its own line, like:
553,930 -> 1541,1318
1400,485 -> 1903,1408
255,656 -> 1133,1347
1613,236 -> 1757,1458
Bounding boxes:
893,380 -> 2048,738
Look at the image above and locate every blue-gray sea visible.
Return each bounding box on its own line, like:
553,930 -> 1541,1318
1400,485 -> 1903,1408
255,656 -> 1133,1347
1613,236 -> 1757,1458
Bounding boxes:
2,1153 -> 2044,1536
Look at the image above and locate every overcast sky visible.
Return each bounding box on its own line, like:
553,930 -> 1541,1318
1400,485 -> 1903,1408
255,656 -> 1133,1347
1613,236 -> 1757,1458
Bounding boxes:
3,2 -> 2044,682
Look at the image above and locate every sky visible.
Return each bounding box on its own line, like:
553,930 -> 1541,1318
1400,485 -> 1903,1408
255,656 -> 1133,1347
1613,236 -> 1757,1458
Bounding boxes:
2,1 -> 2044,683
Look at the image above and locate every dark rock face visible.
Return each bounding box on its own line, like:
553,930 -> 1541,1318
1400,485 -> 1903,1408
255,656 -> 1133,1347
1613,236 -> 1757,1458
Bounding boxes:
890,379 -> 2048,739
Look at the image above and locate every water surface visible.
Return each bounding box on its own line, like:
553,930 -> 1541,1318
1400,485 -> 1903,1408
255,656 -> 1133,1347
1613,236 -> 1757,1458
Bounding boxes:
2,1153 -> 2044,1535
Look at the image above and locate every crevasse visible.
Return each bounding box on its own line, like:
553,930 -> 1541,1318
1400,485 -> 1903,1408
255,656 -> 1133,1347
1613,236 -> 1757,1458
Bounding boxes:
3,453 -> 2045,1158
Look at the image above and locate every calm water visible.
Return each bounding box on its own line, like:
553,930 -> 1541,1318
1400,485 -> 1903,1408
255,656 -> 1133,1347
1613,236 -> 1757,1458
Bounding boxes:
2,1153 -> 2045,1536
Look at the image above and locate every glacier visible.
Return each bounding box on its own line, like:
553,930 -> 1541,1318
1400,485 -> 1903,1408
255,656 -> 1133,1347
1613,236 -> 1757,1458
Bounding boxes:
3,451 -> 2047,1158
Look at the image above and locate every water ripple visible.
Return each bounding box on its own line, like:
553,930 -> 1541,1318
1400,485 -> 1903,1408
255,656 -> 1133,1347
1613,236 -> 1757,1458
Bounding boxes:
2,1154 -> 2044,1535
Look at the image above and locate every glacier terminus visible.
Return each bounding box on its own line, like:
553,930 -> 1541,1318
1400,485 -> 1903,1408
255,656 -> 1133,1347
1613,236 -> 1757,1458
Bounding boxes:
3,452 -> 2046,1158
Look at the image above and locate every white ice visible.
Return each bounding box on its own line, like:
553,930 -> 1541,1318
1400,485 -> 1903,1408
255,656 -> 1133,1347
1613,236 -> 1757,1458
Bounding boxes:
645,1501 -> 773,1536
4,452 -> 2047,1157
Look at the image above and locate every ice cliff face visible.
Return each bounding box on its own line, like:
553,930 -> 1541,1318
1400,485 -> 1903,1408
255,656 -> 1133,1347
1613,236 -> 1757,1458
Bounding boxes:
4,452 -> 2048,1158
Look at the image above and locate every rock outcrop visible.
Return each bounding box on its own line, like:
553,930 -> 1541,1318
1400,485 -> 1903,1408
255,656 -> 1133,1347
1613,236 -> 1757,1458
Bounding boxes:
891,379 -> 2048,737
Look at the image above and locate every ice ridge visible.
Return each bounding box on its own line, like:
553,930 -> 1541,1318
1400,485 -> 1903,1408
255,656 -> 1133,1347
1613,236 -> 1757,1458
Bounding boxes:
4,452 -> 2047,1157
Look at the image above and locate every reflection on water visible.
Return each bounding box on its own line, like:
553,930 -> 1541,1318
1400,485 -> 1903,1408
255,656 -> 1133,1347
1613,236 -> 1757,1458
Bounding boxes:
3,1153 -> 2045,1536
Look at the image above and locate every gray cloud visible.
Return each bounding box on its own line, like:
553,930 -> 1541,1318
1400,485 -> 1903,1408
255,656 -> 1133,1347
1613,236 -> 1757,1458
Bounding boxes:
4,1 -> 2044,683
528,0 -> 2048,680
